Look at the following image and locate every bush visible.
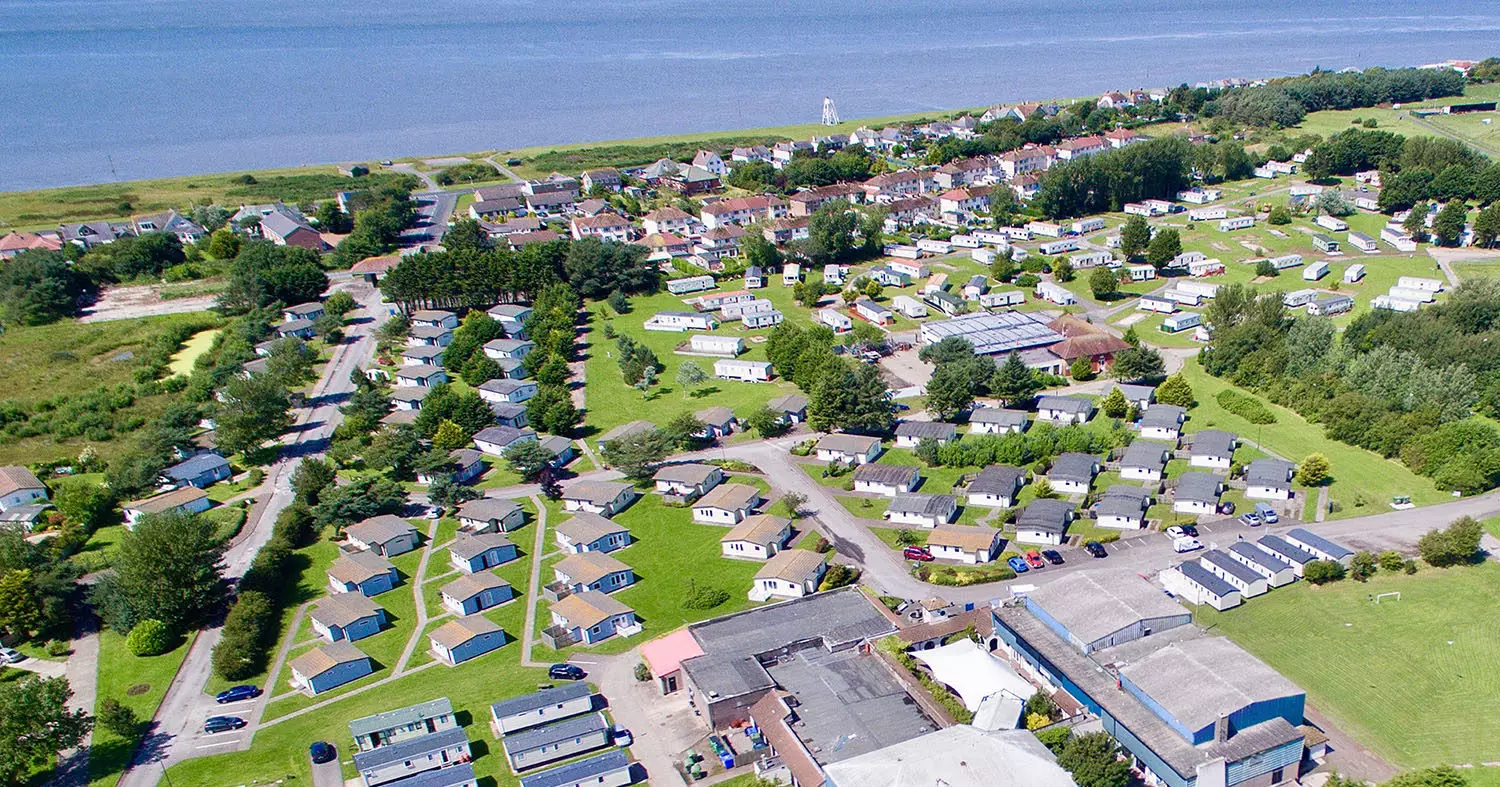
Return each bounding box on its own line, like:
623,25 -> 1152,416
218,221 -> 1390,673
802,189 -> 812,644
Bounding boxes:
1378,551 -> 1405,572
1304,559 -> 1346,585
125,619 -> 172,657
1418,516 -> 1483,567
682,580 -> 731,610
1268,206 -> 1292,225
211,590 -> 275,680
97,697 -> 141,740
1350,551 -> 1377,582
813,537 -> 832,553
634,661 -> 651,682
46,639 -> 71,657
1215,389 -> 1277,424
818,563 -> 859,591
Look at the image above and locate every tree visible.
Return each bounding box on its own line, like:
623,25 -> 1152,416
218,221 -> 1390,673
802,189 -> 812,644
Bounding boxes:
0,251 -> 90,325
676,361 -> 708,396
1303,559 -> 1346,584
443,312 -> 506,377
1119,215 -> 1150,259
991,352 -> 1041,404
0,676 -> 92,784
1110,346 -> 1164,382
744,406 -> 787,438
1474,204 -> 1500,248
1404,202 -> 1429,242
780,492 -> 808,519
607,289 -> 630,314
1025,690 -> 1058,720
1255,259 -> 1278,277
1418,516 -> 1484,567
504,441 -> 555,482
564,237 -> 657,298
526,385 -> 581,435
1386,768 -> 1471,787
52,480 -> 114,531
96,697 -> 140,740
600,429 -> 675,480
1145,228 -> 1182,269
1099,388 -> 1129,419
206,228 -> 241,260
215,374 -> 292,456
431,419 -> 469,451
1055,732 -> 1131,787
290,457 -> 336,506
426,476 -> 478,509
1155,372 -> 1194,407
90,510 -> 225,634
365,424 -> 424,478
1088,267 -> 1118,299
1431,200 -> 1468,247
0,569 -> 44,641
862,278 -> 883,299
1053,261 -> 1075,283
460,353 -> 502,386
124,619 -> 172,656
1350,551 -> 1378,582
818,563 -> 860,591
1267,205 -> 1292,225
314,475 -> 405,530
895,529 -> 921,546
1297,453 -> 1330,486
1070,356 -> 1093,381
808,204 -> 858,263
925,363 -> 976,422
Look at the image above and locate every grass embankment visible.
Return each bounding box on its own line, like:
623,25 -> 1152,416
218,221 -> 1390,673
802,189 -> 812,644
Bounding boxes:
89,631 -> 192,787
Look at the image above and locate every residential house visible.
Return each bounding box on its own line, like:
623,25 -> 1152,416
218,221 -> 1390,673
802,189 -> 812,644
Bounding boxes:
814,434 -> 883,465
346,515 -> 420,557
472,425 -> 539,456
701,195 -> 787,229
642,207 -> 695,236
289,641 -> 373,695
440,571 -> 515,616
396,364 -> 449,388
490,683 -> 595,735
121,487 -> 211,528
545,593 -> 640,647
476,379 -> 538,404
1036,395 -> 1094,425
561,481 -> 638,518
692,484 -> 761,525
580,168 -> 621,192
502,713 -> 613,771
554,513 -> 632,554
1138,405 -> 1186,441
328,551 -> 399,596
553,551 -> 636,595
449,532 -> 518,574
354,728 -> 471,787
966,465 -> 1026,508
1047,452 -> 1099,495
767,394 -> 808,424
159,452 -> 232,489
310,594 -> 387,643
968,409 -> 1029,435
852,464 -> 920,496
1190,430 -> 1237,469
1014,499 -> 1073,545
1119,441 -> 1170,482
654,464 -> 725,500
429,616 -> 507,666
749,550 -> 827,601
926,525 -> 1003,565
885,493 -> 958,528
456,498 -> 526,534
259,209 -> 328,250
894,421 -> 958,448
1096,486 -> 1150,529
133,210 -> 206,244
276,319 -> 317,340
1172,472 -> 1224,516
1055,135 -> 1107,160
720,515 -> 793,560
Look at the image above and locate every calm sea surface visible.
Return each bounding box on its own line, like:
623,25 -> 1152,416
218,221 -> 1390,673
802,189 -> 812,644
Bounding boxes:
1,0 -> 1497,191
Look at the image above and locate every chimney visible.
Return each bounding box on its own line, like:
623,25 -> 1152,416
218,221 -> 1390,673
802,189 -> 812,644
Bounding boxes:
1215,714 -> 1230,743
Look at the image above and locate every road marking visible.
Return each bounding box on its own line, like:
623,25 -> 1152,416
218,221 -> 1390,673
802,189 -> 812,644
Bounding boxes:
195,739 -> 241,749
569,659 -> 599,665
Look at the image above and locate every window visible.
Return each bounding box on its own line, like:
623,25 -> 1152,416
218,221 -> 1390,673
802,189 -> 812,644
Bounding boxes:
1272,769 -> 1284,784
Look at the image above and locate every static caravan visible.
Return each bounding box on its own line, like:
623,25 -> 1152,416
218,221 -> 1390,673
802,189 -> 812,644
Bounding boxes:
1171,250 -> 1206,267
1038,238 -> 1080,255
1026,221 -> 1064,238
975,230 -> 1009,245
1127,265 -> 1157,282
1343,263 -> 1366,283
1308,294 -> 1353,316
1176,281 -> 1219,299
667,275 -> 716,295
885,244 -> 923,260
1302,261 -> 1329,281
1069,251 -> 1112,269
1373,295 -> 1422,312
1282,289 -> 1319,308
981,290 -> 1026,308
1002,226 -> 1033,241
713,359 -> 773,382
891,295 -> 928,318
742,310 -> 784,328
1123,202 -> 1155,217
1269,254 -> 1303,270
1388,286 -> 1435,303
1138,295 -> 1176,313
951,234 -> 981,248
1381,228 -> 1417,252
1217,216 -> 1254,231
971,247 -> 996,265
1162,312 -> 1202,333
1312,234 -> 1339,253
1072,217 -> 1106,234
688,334 -> 744,356
818,308 -> 853,332
1035,281 -> 1076,305
1314,215 -> 1348,232
1188,207 -> 1227,221
1347,232 -> 1377,253
917,238 -> 953,255
1398,276 -> 1443,293
1187,258 -> 1224,277
1163,289 -> 1202,307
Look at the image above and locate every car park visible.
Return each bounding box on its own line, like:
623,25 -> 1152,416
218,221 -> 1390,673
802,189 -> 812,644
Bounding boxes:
1180,524 -> 1199,537
1165,526 -> 1186,539
1024,550 -> 1046,569
1239,512 -> 1261,527
902,546 -> 934,562
1254,503 -> 1279,524
1041,550 -> 1064,565
548,663 -> 586,681
215,685 -> 262,704
309,741 -> 337,764
1006,556 -> 1030,573
1084,541 -> 1108,558
1173,537 -> 1203,553
204,716 -> 246,734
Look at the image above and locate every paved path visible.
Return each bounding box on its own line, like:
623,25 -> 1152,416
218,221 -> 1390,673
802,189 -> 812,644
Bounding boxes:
519,495 -> 550,668
395,519 -> 443,673
46,618 -> 100,787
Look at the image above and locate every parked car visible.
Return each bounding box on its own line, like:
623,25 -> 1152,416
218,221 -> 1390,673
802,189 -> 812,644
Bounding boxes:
548,663 -> 586,681
1180,524 -> 1199,537
1219,501 -> 1236,515
1041,550 -> 1064,565
204,716 -> 246,734
1084,541 -> 1108,559
0,647 -> 26,664
902,546 -> 934,562
1254,503 -> 1279,524
309,741 -> 337,764
1239,512 -> 1262,527
215,685 -> 262,704
612,726 -> 633,747
1024,550 -> 1046,569
1006,556 -> 1030,573
1165,526 -> 1187,539
426,506 -> 445,520
1173,537 -> 1204,553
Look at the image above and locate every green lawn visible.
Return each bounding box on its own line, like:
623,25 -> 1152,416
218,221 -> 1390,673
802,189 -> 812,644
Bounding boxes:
1201,562 -> 1500,768
89,631 -> 193,787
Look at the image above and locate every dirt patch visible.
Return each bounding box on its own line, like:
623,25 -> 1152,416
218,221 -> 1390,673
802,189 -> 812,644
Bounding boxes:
1210,242 -> 1230,251
126,683 -> 150,696
1114,312 -> 1149,327
80,284 -> 217,323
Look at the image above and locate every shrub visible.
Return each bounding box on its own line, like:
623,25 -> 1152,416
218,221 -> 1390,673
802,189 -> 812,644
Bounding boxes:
1378,551 -> 1404,572
212,590 -> 275,680
818,563 -> 860,591
1350,551 -> 1377,582
682,580 -> 731,610
125,619 -> 172,657
1298,453 -> 1331,486
46,639 -> 71,657
1215,389 -> 1277,424
97,697 -> 141,740
634,661 -> 651,682
1303,560 -> 1346,584
814,537 -> 832,553
1418,516 -> 1483,567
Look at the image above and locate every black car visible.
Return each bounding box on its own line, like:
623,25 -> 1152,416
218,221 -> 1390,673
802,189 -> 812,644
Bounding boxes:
310,741 -> 337,764
548,663 -> 586,681
215,685 -> 262,704
1084,541 -> 1108,559
1041,549 -> 1064,565
204,716 -> 246,734
1180,524 -> 1199,538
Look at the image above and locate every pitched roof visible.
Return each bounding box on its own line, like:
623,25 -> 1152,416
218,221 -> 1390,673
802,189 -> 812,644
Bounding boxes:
852,463 -> 919,487
1192,430 -> 1237,457
555,512 -> 628,544
503,712 -> 608,754
550,590 -> 634,630
1017,499 -> 1072,532
0,466 -> 45,497
449,531 -> 514,561
721,514 -> 792,545
123,486 -> 208,514
327,550 -> 396,585
555,551 -> 631,586
519,751 -> 630,787
1048,452 -> 1098,483
1121,440 -> 1170,469
563,480 -> 633,506
653,463 -> 720,485
1228,542 -> 1292,574
1139,405 -> 1186,431
968,465 -> 1026,496
456,498 -> 521,524
1036,395 -> 1093,415
927,525 -> 1001,552
440,570 -> 511,602
754,549 -> 826,582
695,406 -> 736,428
894,421 -> 957,441
1175,472 -> 1223,503
599,420 -> 657,443
969,408 -> 1028,427
311,593 -> 383,628
346,514 -> 417,546
1286,528 -> 1353,560
1245,458 -> 1295,487
815,433 -> 882,454
289,641 -> 367,678
889,493 -> 957,517
694,483 -> 760,512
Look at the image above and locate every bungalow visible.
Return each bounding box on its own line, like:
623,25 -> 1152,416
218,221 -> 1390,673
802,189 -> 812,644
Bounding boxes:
396,364 -> 449,388
1014,499 -> 1073,546
539,435 -> 576,468
654,463 -> 724,500
449,532 -> 518,574
277,319 -> 317,340
347,515 -> 421,557
713,359 -> 773,382
416,448 -> 485,486
720,515 -> 793,560
1096,486 -> 1150,529
1112,383 -> 1155,411
553,551 -> 636,595
310,594 -> 387,643
692,483 -> 761,524
1160,562 -> 1241,611
354,728 -> 471,787
595,420 -> 656,452
1173,472 -> 1224,516
1199,550 -> 1269,598
408,325 -> 454,347
554,513 -> 632,554
695,406 -> 738,439
818,308 -> 853,332
401,345 -> 446,367
643,311 -> 717,332
1285,528 -> 1354,567
440,571 -> 515,616
546,592 -> 640,646
1036,395 -> 1094,425
1257,535 -> 1318,577
767,393 -> 808,424
894,421 -> 957,447
1190,430 -> 1237,469
1047,452 -> 1100,495
749,550 -> 828,601
925,525 -> 1003,565
328,551 -> 399,596
472,425 -> 539,457
160,452 -> 232,489
1138,404 -> 1186,441
885,493 -> 958,528
1227,542 -> 1296,588
1119,440 -> 1170,481
488,304 -> 533,336
0,466 -> 48,511
289,641 -> 374,695
815,434 -> 883,465
476,379 -> 538,404
409,310 -> 458,330
968,408 -> 1029,435
348,698 -> 458,752
429,616 -> 507,666
562,481 -> 638,518
284,302 -> 325,323
687,334 -> 744,356
581,167 -> 621,192
491,683 -> 595,735
121,487 -> 211,528
853,463 -> 920,496
456,498 -> 525,534
965,465 -> 1026,508
1245,457 -> 1296,502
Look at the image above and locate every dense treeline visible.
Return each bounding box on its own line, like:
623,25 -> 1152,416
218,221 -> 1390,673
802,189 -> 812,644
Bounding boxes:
1205,67 -> 1466,127
332,183 -> 419,266
726,144 -> 876,192
1034,136 -> 1194,219
1201,281 -> 1500,494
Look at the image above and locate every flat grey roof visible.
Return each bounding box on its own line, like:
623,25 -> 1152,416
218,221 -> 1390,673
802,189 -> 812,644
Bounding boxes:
918,311 -> 1063,356
352,727 -> 468,771
1115,635 -> 1304,733
519,751 -> 630,787
502,712 -> 606,754
1175,561 -> 1237,597
1287,528 -> 1353,560
349,697 -> 453,738
1200,549 -> 1264,585
1026,570 -> 1189,646
490,681 -> 592,720
1257,534 -> 1316,565
385,763 -> 475,787
766,646 -> 935,767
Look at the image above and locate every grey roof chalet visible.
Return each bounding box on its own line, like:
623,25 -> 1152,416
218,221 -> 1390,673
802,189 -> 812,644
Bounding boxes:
1174,561 -> 1236,597
279,318 -> 316,335
409,325 -> 452,341
352,727 -> 468,772
484,338 -> 533,355
767,394 -> 808,415
162,452 -> 230,483
389,387 -> 430,404
1024,570 -> 1189,647
457,498 -> 520,524
1245,458 -> 1295,487
1200,549 -> 1263,585
1037,395 -> 1093,415
599,420 -> 656,444
1257,535 -> 1317,565
489,401 -> 527,420
1120,440 -> 1170,470
503,713 -> 607,754
349,698 -> 454,739
490,681 -> 593,721
1287,527 -> 1353,560
402,345 -> 444,362
260,209 -> 313,238
1228,542 -> 1292,574
284,302 -> 324,318
1115,383 -> 1155,403
397,363 -> 444,379
889,493 -> 956,517
520,751 -> 630,787
449,531 -> 514,561
1175,472 -> 1222,504
1191,430 -> 1237,459
556,513 -> 628,544
696,406 -> 735,429
1097,485 -> 1150,518
969,408 -> 1028,428
852,463 -> 920,487
347,514 -> 418,546
479,378 -> 531,396
816,434 -> 882,454
1139,405 -> 1186,431
654,463 -> 720,485
1018,498 -> 1073,532
894,421 -> 957,441
968,465 -> 1026,497
311,593 -> 383,628
1048,452 -> 1099,483
564,481 -> 632,506
474,426 -> 534,446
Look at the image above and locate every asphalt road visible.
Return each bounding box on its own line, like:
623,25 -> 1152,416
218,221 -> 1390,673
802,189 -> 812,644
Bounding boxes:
402,189 -> 460,246
116,281 -> 386,787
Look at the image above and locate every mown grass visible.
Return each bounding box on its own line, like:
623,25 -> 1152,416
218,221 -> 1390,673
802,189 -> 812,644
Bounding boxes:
89,630 -> 193,787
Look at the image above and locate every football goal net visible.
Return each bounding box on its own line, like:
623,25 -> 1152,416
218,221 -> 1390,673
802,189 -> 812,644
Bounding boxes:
1372,591 -> 1401,604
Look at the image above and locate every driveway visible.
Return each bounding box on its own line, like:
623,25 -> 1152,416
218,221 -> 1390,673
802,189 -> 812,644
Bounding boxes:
309,746 -> 343,787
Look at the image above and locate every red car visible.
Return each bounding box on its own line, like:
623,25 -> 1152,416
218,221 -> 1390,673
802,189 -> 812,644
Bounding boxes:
1024,550 -> 1046,569
902,546 -> 934,562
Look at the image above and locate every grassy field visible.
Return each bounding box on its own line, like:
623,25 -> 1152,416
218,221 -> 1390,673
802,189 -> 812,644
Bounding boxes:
89,630 -> 193,787
1202,562 -> 1500,768
1285,82 -> 1500,154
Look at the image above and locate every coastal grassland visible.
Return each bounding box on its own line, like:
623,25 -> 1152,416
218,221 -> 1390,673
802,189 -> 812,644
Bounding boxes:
89,631 -> 193,787
1201,562 -> 1500,768
1285,82 -> 1500,152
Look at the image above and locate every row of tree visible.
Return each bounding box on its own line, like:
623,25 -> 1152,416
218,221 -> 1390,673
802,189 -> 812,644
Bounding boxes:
1033,136 -> 1195,219
1204,66 -> 1465,127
